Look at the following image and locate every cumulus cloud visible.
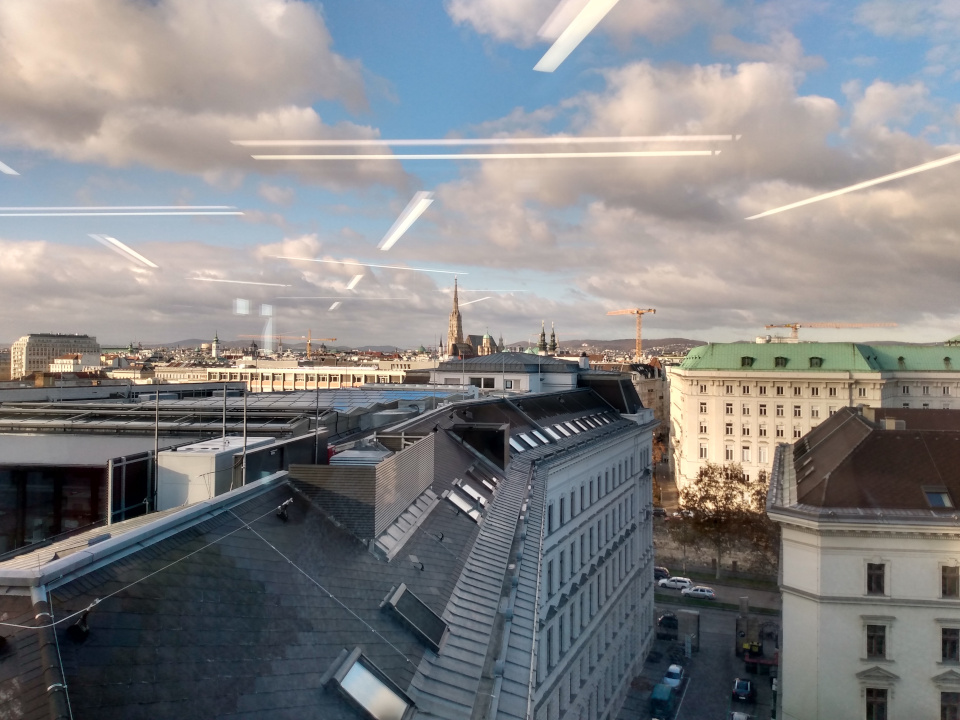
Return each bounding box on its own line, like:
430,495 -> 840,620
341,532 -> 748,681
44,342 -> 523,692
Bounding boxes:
400,57 -> 960,339
0,0 -> 407,190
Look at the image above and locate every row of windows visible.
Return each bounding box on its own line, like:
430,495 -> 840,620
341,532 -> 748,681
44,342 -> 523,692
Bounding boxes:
700,383 -> 872,398
546,455 -> 637,535
864,623 -> 960,664
542,544 -> 637,674
699,443 -> 770,464
866,563 -> 960,598
863,690 -> 959,720
711,402 -> 832,417
902,385 -> 953,395
546,499 -> 636,597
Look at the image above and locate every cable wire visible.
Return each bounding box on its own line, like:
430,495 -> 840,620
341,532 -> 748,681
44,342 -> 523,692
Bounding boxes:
227,509 -> 417,668
0,504 -> 280,630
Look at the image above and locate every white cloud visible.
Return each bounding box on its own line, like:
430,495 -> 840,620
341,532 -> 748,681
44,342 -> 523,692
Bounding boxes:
445,0 -> 730,47
0,0 -> 406,190
258,183 -> 296,206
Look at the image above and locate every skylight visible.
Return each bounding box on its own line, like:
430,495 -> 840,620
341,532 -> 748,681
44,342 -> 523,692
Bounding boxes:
509,437 -> 526,452
518,432 -> 539,448
924,487 -> 954,508
564,422 -> 581,434
383,583 -> 449,653
544,427 -> 563,441
553,424 -> 572,437
322,648 -> 415,720
574,420 -> 589,431
581,417 -> 597,428
447,490 -> 482,520
532,429 -> 551,444
458,482 -> 487,506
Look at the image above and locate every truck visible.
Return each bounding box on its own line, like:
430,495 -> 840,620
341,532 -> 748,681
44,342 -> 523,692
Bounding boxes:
735,611 -> 779,675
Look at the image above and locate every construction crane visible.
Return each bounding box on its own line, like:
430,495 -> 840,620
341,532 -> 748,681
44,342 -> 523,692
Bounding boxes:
764,322 -> 897,340
607,308 -> 656,360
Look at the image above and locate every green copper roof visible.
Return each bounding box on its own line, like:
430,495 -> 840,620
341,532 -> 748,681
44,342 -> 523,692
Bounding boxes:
680,343 -> 960,373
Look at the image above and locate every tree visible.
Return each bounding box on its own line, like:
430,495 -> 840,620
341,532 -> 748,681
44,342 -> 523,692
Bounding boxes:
678,462 -> 773,579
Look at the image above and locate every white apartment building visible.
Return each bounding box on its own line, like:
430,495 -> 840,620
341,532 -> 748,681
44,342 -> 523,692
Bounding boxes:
670,341 -> 960,488
768,407 -> 960,720
532,406 -> 658,720
11,333 -> 100,379
48,353 -> 104,373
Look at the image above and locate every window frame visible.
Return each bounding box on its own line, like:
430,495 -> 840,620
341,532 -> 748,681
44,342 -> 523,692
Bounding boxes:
867,562 -> 886,596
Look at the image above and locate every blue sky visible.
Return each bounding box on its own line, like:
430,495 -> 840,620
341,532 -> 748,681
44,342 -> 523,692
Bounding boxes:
1,0 -> 959,348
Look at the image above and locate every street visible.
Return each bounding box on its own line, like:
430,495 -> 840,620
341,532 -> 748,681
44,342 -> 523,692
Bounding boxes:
618,604 -> 778,720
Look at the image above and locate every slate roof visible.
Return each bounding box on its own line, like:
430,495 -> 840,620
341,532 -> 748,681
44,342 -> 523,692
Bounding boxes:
0,389 -> 649,720
680,342 -> 960,373
781,407 -> 960,515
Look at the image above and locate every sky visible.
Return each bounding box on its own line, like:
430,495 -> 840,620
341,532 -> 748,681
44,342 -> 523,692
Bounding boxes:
1,0 -> 960,349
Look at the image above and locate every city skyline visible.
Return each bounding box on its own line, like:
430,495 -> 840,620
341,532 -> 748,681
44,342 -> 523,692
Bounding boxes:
1,1 -> 958,346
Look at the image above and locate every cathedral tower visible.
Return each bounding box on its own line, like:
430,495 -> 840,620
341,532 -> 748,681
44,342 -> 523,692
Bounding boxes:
447,278 -> 464,355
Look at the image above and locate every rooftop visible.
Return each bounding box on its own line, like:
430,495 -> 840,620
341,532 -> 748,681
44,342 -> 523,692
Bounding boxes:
772,407 -> 960,519
436,352 -> 580,374
0,389 -> 653,720
680,342 -> 960,373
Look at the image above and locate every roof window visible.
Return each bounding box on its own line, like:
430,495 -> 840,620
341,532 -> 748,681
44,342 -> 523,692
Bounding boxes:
457,481 -> 487,506
532,429 -> 551,444
809,357 -> 823,368
741,356 -> 754,367
321,647 -> 415,720
774,356 -> 788,368
564,422 -> 582,434
382,583 -> 449,653
924,487 -> 954,508
508,437 -> 526,452
553,424 -> 571,437
544,427 -> 563,441
446,490 -> 482,521
518,432 -> 539,448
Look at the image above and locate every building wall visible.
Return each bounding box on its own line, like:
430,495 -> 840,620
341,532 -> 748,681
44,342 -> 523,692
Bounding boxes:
11,334 -> 100,379
155,366 -> 413,391
533,424 -> 657,720
669,367 -> 960,488
777,520 -> 960,720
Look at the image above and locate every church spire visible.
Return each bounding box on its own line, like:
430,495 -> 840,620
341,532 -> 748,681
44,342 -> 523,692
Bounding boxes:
447,277 -> 464,355
537,321 -> 547,354
548,322 -> 557,354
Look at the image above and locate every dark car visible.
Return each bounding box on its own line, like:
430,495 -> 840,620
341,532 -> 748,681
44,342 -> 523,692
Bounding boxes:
657,612 -> 679,640
732,678 -> 756,702
654,566 -> 670,581
653,506 -> 667,517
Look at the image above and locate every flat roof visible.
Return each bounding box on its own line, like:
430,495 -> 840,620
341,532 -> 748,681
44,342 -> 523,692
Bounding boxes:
0,433 -> 192,466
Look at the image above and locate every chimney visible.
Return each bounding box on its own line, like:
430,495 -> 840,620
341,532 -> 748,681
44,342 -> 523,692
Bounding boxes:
579,352 -> 589,370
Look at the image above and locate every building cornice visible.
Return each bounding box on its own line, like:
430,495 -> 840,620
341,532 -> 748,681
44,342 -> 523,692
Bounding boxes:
782,584 -> 960,610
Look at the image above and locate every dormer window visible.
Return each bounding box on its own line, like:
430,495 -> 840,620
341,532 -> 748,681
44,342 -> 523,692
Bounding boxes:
924,487 -> 954,508
775,356 -> 788,368
741,356 -> 754,367
809,357 -> 823,368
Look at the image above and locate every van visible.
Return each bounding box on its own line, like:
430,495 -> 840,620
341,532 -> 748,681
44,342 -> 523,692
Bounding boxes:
650,683 -> 676,718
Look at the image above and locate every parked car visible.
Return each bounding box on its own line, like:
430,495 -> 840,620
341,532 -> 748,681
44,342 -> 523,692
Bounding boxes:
658,576 -> 693,590
662,663 -> 684,688
653,506 -> 667,517
656,612 -> 678,640
732,678 -> 757,702
654,566 -> 670,581
681,585 -> 716,600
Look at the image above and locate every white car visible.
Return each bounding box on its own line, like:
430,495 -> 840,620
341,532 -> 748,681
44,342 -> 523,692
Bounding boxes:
681,585 -> 716,600
663,663 -> 684,688
658,576 -> 693,590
